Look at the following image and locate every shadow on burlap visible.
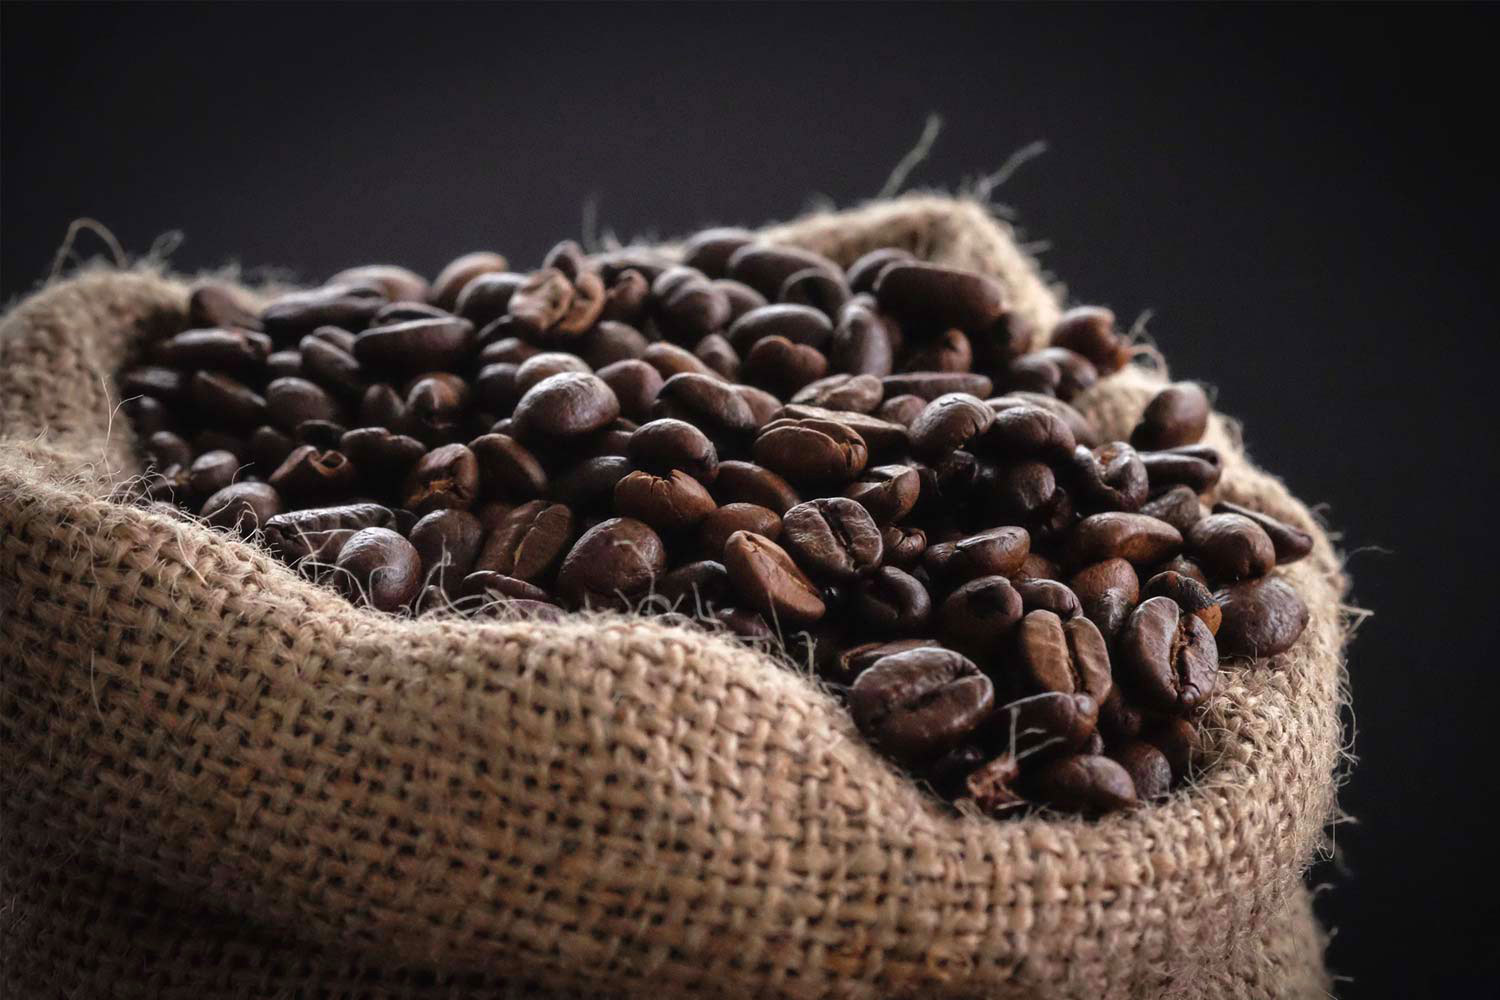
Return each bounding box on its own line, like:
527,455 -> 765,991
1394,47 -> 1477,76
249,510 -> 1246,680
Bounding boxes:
0,195 -> 1346,999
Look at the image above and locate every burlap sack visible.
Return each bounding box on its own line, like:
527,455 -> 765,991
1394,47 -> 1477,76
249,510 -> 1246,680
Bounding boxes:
1,195 -> 1347,999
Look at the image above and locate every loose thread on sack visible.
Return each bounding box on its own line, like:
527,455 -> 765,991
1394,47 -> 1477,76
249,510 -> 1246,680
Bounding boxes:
878,112 -> 944,200
47,218 -> 128,283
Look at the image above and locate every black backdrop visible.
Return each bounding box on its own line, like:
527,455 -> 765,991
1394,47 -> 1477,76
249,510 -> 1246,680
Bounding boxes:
3,4 -> 1495,996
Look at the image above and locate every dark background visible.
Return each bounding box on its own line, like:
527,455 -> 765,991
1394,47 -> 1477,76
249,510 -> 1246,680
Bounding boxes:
3,4 -> 1494,996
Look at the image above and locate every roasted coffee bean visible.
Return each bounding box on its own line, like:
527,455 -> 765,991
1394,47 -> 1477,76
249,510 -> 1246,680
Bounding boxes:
881,524 -> 928,569
645,342 -> 721,381
909,392 -> 994,459
358,382 -> 407,428
403,372 -> 469,445
781,497 -> 883,581
854,565 -> 931,633
475,500 -> 575,582
988,691 -> 1100,756
121,365 -> 188,405
727,303 -> 833,355
339,426 -> 426,484
1028,346 -> 1099,400
187,449 -> 241,499
1049,306 -> 1131,374
597,269 -> 652,324
695,333 -> 741,380
652,266 -> 731,342
189,281 -> 262,332
264,377 -> 341,434
1069,558 -> 1140,641
1016,551 -> 1063,581
265,503 -> 396,565
512,372 -> 620,441
554,270 -> 607,336
402,443 -> 480,515
726,243 -> 840,299
753,417 -> 868,484
546,454 -> 627,513
713,278 -> 766,324
191,371 -> 269,429
504,267 -> 573,335
614,469 -> 718,532
374,300 -> 452,326
1187,512 -> 1276,581
1108,740 -> 1174,801
1142,570 -> 1222,635
844,464 -> 921,524
698,503 -> 782,559
1068,442 -> 1148,513
1118,596 -> 1219,713
298,419 -> 350,451
923,526 -> 1030,586
431,251 -> 509,310
269,446 -> 357,503
844,247 -> 913,293
742,335 -> 829,396
653,372 -> 757,437
680,227 -> 755,277
1145,716 -> 1198,780
1014,610 -> 1112,704
882,371 -> 993,400
773,405 -> 909,458
595,359 -> 664,422
592,248 -> 674,284
469,433 -> 547,501
329,264 -> 429,305
515,352 -> 591,395
628,418 -> 719,485
653,559 -> 734,613
1141,445 -> 1223,493
849,647 -> 994,763
723,530 -> 826,625
295,335 -> 363,399
1212,501 -> 1315,565
1214,576 -> 1309,658
1013,578 -> 1082,619
556,517 -> 666,608
903,327 -> 973,374
939,575 -> 1024,660
790,373 -> 883,413
963,752 -> 1027,815
1157,554 -> 1211,588
459,571 -> 554,604
144,429 -> 193,470
779,267 -> 850,319
711,460 -> 800,514
875,393 -> 926,427
829,300 -> 894,377
991,391 -> 1098,448
978,406 -> 1075,464
1030,754 -> 1137,815
248,425 -> 297,472
1067,512 -> 1182,567
874,261 -> 1006,333
408,509 -> 484,593
1138,484 -> 1205,534
152,327 -> 269,370
1132,382 -> 1210,450
200,481 -> 283,535
451,271 -> 524,327
335,527 -> 422,612
354,316 -> 474,372
261,283 -> 386,339
122,395 -> 170,437
827,638 -> 941,686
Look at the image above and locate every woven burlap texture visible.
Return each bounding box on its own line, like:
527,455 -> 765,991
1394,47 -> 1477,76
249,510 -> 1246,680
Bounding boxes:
1,195 -> 1344,999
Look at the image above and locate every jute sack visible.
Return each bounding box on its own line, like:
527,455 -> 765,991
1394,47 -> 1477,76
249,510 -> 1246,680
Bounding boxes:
1,195 -> 1347,999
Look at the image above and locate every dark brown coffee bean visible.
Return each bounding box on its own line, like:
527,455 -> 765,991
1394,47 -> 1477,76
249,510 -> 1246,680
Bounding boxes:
475,500 -> 575,582
711,460 -> 800,514
681,227 -> 755,278
143,429 -> 193,470
779,267 -> 850,318
698,503 -> 782,559
504,267 -> 572,335
1187,512 -> 1276,582
551,270 -> 607,337
1028,346 -> 1099,400
1212,501 -> 1315,565
248,425 -> 297,472
1141,445 -> 1223,493
200,481 -> 283,535
1143,570 -> 1222,635
939,575 -> 1024,660
828,300 -> 894,377
614,469 -> 718,532
789,373 -> 883,413
627,418 -> 719,485
292,335 -> 362,399
458,571 -> 553,605
1014,578 -> 1082,619
1214,576 -> 1309,658
469,433 -> 547,501
339,427 -> 425,484
514,352 -> 591,395
264,503 -> 395,564
1067,442 -> 1148,513
987,691 -> 1099,756
187,449 -> 240,499
268,446 -> 357,503
432,251 -> 509,310
122,395 -> 170,438
713,278 -> 766,324
880,524 -> 928,569
550,454 -> 631,513
399,372 -> 467,445
963,753 -> 1027,815
875,393 -> 926,427
261,376 -> 339,434
450,271 -> 524,328
1144,716 -> 1198,780
826,638 -> 941,686
990,392 -> 1099,448
1049,306 -> 1131,374
980,404 -> 1077,461
121,365 -> 188,405
849,647 -> 994,763
881,371 -> 993,400
1106,740 -> 1174,801
772,405 -> 909,459
742,335 -> 829,396
1132,382 -> 1210,450
1014,610 -> 1112,704
727,303 -> 833,354
843,465 -> 920,524
753,417 -> 868,485
909,392 -> 994,459
512,372 -> 620,441
1015,552 -> 1063,582
694,333 -> 741,381
874,261 -> 1006,333
592,249 -> 675,284
1030,754 -> 1136,815
151,327 -> 269,370
844,247 -> 913,293
572,322 -> 643,370
594,359 -> 663,422
723,530 -> 826,625
1069,558 -> 1141,641
189,371 -> 268,429
979,460 -> 1061,525
726,243 -> 840,299
734,384 -> 782,428
922,526 -> 1030,586
353,316 -> 475,372
903,327 -> 973,373
297,419 -> 348,451
780,497 -> 883,581
402,443 -> 480,515
335,527 -> 422,612
1068,512 -> 1182,567
651,265 -> 731,342
1118,596 -> 1219,713
854,565 -> 931,634
326,264 -> 427,305
189,281 -> 262,331
593,268 -> 649,325
556,517 -> 666,608
651,559 -> 734,613
355,382 -> 403,427
652,372 -> 757,437
261,283 -> 386,339
374,300 -> 452,326
408,509 -> 484,594
1139,484 -> 1205,534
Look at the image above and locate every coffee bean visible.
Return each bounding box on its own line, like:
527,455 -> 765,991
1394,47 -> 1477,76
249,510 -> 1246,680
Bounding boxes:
1212,500 -> 1315,564
1138,484 -> 1205,534
982,460 -> 1062,526
459,571 -> 554,604
514,352 -> 591,395
144,429 -> 193,470
711,460 -> 800,514
556,517 -> 666,608
152,327 -> 269,371
876,393 -> 926,427
512,372 -> 620,441
829,300 -> 895,377
339,426 -> 425,485
727,303 -> 833,355
773,405 -> 909,458
779,267 -> 850,320
874,261 -> 1006,333
592,249 -> 674,284
431,251 -> 509,310
827,638 -> 941,687
1141,445 -> 1223,493
723,530 -> 826,625
844,464 -> 921,524
849,647 -> 994,763
189,282 -> 262,332
698,503 -> 782,559
1069,558 -> 1140,641
781,497 -> 883,581
882,371 -> 993,400
1013,579 -> 1082,619
653,559 -> 734,613
680,227 -> 755,278
187,449 -> 241,499
1014,610 -> 1112,704
1108,740 -> 1173,800
475,500 -> 575,582
694,333 -> 741,381
626,418 -> 718,485
594,359 -> 663,423
1016,551 -> 1063,581
1187,512 -> 1276,582
963,752 -> 1027,815
408,508 -> 484,593
335,527 -> 423,612
923,526 -> 1030,586
734,384 -> 782,427
1142,570 -> 1222,635
652,266 -> 731,342
200,481 -> 283,535
742,335 -> 829,396
1067,442 -> 1148,513
469,433 -> 547,501
844,247 -> 913,293
909,392 -> 994,459
1144,716 -> 1198,780
1214,576 -> 1309,658
854,565 -> 932,634
790,373 -> 884,413
263,502 -> 395,564
726,243 -> 840,299
1118,596 -> 1219,713
939,575 -> 1023,660
904,327 -> 973,374
1068,512 -> 1182,567
1031,754 -> 1137,815
269,445 -> 357,503
191,371 -> 269,429
987,691 -> 1100,756
402,444 -> 480,515
1049,306 -> 1131,374
403,372 -> 469,445
652,372 -> 757,437
353,316 -> 475,372
753,417 -> 869,484
881,524 -> 928,569
1157,554 -> 1211,588
1132,382 -> 1210,450
614,469 -> 718,532
261,283 -> 386,339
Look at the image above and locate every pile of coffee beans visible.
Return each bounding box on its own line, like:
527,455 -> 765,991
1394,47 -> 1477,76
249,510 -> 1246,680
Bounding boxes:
118,231 -> 1312,817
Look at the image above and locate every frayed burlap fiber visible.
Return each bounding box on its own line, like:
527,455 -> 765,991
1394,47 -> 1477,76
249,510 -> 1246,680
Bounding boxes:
1,195 -> 1346,998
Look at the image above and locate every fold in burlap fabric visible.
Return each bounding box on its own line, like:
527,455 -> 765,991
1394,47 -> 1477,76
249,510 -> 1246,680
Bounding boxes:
1,196 -> 1346,999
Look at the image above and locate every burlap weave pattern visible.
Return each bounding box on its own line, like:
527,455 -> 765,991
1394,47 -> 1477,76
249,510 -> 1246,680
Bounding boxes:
1,195 -> 1344,998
